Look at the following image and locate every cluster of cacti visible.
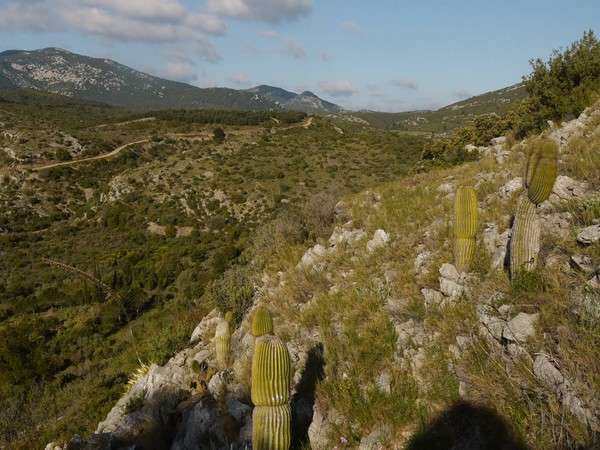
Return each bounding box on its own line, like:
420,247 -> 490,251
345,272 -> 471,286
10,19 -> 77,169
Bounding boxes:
215,312 -> 233,370
510,138 -> 558,277
454,186 -> 479,272
251,308 -> 291,450
252,306 -> 274,337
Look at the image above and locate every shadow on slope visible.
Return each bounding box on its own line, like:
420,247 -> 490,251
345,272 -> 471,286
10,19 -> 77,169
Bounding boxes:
291,343 -> 325,449
406,401 -> 530,450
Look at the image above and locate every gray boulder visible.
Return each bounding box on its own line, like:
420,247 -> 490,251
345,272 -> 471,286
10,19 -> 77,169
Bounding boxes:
577,224 -> 600,245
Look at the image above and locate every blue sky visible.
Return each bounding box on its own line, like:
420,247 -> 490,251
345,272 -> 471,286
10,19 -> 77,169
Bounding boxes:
0,0 -> 599,111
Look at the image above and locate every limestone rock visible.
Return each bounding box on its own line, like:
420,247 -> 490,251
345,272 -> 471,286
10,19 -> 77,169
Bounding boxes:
298,244 -> 328,270
499,177 -> 523,199
577,224 -> 600,245
366,229 -> 390,253
503,312 -> 539,343
328,226 -> 366,247
551,175 -> 589,201
190,309 -> 221,345
570,255 -> 595,274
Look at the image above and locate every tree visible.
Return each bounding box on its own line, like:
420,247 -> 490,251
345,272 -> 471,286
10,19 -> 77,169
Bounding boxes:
213,127 -> 226,144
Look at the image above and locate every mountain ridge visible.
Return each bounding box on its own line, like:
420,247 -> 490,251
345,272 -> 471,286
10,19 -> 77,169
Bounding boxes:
0,48 -> 342,113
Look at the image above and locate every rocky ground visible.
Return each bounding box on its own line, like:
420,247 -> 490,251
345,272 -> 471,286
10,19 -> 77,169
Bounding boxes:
46,105 -> 600,450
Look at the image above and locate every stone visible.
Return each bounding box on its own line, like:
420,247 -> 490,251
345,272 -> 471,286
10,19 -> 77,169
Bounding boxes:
225,398 -> 252,422
308,403 -> 342,450
437,182 -> 454,194
540,212 -> 572,239
298,244 -> 328,269
570,255 -> 595,274
421,288 -> 444,307
207,371 -> 227,401
533,354 -> 565,390
366,229 -> 390,253
414,249 -> 432,275
503,312 -> 539,343
328,226 -> 366,247
375,370 -> 392,394
439,263 -> 460,281
170,399 -> 227,450
439,278 -> 464,299
499,177 -> 523,198
358,426 -> 390,450
477,305 -> 505,341
551,175 -> 588,201
491,136 -> 507,146
483,224 -> 510,270
190,309 -> 221,345
45,443 -> 64,450
577,225 -> 600,245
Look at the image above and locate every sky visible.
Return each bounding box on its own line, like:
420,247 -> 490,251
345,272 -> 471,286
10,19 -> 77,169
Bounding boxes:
0,0 -> 599,112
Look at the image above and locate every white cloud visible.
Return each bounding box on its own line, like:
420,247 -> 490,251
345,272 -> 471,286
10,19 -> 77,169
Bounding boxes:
0,0 -> 225,62
228,72 -> 251,86
207,0 -> 312,23
320,52 -> 333,62
339,20 -> 362,35
319,80 -> 357,98
159,58 -> 198,83
258,30 -> 280,38
283,39 -> 306,59
390,79 -> 418,90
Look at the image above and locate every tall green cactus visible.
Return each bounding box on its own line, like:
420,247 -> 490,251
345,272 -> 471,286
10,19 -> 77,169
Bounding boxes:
525,138 -> 558,205
252,405 -> 291,450
510,195 -> 541,276
251,333 -> 291,450
251,335 -> 291,406
214,318 -> 231,370
454,186 -> 478,271
252,306 -> 274,337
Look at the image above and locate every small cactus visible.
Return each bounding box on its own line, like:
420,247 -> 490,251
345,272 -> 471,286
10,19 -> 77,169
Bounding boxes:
454,186 -> 478,271
525,138 -> 558,205
510,195 -> 541,276
252,405 -> 291,450
252,306 -> 274,337
251,335 -> 291,406
215,319 -> 231,370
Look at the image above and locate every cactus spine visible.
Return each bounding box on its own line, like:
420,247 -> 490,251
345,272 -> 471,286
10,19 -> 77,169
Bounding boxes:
525,138 -> 558,205
252,405 -> 291,450
454,186 -> 478,271
252,306 -> 274,337
510,195 -> 541,276
251,311 -> 291,450
215,318 -> 231,370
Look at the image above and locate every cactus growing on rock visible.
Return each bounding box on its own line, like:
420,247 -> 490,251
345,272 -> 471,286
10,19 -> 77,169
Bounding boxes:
510,196 -> 541,276
251,330 -> 291,450
525,138 -> 558,205
252,306 -> 273,337
252,405 -> 291,450
454,186 -> 478,271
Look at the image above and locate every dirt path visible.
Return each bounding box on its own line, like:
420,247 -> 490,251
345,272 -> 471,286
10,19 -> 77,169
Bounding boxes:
94,117 -> 156,129
28,139 -> 150,172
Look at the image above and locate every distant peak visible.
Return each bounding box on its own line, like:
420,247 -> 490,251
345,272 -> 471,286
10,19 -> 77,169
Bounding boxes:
300,91 -> 318,97
39,47 -> 73,54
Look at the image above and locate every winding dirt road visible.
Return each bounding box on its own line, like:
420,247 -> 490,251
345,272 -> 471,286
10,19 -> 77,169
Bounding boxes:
28,139 -> 150,172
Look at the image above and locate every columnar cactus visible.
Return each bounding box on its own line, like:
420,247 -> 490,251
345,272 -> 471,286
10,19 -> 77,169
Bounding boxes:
214,317 -> 231,370
454,186 -> 478,271
252,405 -> 291,450
510,196 -> 541,276
252,306 -> 274,337
525,138 -> 558,205
251,331 -> 291,450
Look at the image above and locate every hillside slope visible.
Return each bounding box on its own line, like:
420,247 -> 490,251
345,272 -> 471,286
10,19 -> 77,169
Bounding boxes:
48,102 -> 600,450
338,83 -> 527,133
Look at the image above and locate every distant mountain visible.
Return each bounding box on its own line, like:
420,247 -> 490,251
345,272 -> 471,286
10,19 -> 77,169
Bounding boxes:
247,85 -> 342,114
336,83 -> 528,132
0,48 -> 298,112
